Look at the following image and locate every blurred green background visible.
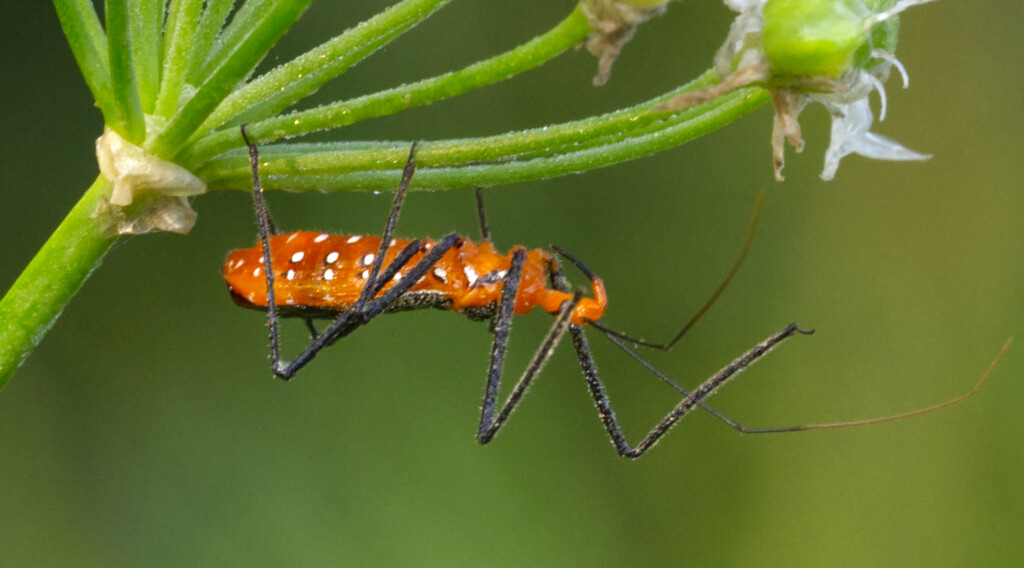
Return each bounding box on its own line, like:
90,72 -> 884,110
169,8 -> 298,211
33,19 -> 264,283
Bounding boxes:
2,1 -> 1022,566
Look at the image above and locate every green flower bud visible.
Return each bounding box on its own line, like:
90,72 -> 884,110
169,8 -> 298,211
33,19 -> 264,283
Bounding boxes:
762,0 -> 928,78
762,0 -> 872,78
657,0 -> 935,181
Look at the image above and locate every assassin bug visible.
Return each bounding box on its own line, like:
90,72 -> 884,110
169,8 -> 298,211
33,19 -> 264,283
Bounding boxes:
224,126 -> 1006,458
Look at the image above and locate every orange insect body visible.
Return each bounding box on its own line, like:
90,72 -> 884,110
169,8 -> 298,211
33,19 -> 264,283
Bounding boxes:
223,230 -> 607,325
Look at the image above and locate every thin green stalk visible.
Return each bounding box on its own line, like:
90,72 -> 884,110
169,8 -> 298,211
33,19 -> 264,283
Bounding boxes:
0,177 -> 118,389
155,0 -> 205,118
190,0 -> 454,142
148,0 -> 312,157
53,0 -> 116,126
199,0 -> 273,80
106,0 -> 146,142
196,70 -> 728,184
129,0 -> 161,114
185,0 -> 235,85
180,6 -> 591,167
199,84 -> 769,191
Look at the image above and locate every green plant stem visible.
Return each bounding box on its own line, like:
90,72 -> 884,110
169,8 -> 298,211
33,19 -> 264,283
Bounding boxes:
205,70 -> 721,175
129,0 -> 161,114
199,0 -> 275,81
203,87 -> 769,192
179,5 -> 591,168
53,0 -> 116,127
155,0 -> 205,119
185,0 -> 235,86
193,68 -> 767,191
189,0 -> 455,143
106,0 -> 146,142
148,0 -> 313,158
0,176 -> 118,389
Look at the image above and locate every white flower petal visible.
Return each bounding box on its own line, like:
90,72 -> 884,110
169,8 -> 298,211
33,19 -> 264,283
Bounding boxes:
819,98 -> 929,181
868,0 -> 939,27
724,0 -> 763,12
715,4 -> 766,75
871,49 -> 910,88
846,132 -> 931,163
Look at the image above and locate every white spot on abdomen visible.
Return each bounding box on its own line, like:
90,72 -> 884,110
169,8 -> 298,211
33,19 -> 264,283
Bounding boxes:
290,251 -> 305,263
464,265 -> 479,286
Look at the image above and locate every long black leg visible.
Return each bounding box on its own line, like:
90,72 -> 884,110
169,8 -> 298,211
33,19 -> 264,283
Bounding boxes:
551,208 -> 820,436
240,130 -> 445,379
362,233 -> 462,320
271,143 -> 437,378
314,237 -> 424,347
599,327 -> 811,433
478,248 -> 525,441
240,127 -> 279,236
242,125 -> 364,379
570,323 -> 806,458
304,319 -> 320,340
585,190 -> 767,351
476,249 -> 583,444
352,143 -> 420,311
368,239 -> 424,297
313,233 -> 462,350
552,246 -> 1004,453
241,126 -> 279,237
241,125 -> 287,375
298,141 -> 421,346
544,253 -> 809,457
474,187 -> 491,242
580,322 -> 1009,455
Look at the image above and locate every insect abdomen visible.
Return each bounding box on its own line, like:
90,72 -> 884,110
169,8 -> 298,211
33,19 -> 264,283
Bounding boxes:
225,231 -> 520,316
